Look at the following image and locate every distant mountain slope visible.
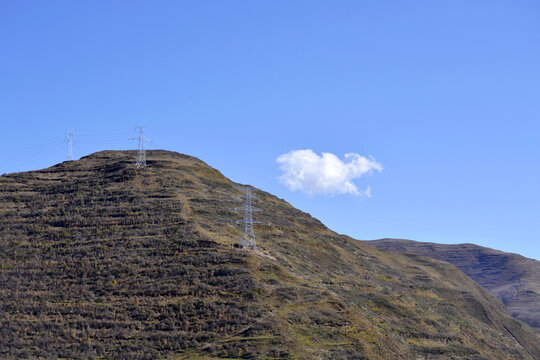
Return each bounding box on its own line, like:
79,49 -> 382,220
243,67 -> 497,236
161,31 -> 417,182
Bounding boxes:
368,239 -> 540,331
1,150 -> 539,359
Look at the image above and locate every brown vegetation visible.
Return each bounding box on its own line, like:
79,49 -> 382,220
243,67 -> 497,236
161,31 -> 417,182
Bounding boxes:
0,150 -> 538,359
368,239 -> 540,332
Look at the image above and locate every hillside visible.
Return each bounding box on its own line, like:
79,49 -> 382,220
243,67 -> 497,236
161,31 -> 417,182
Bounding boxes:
367,239 -> 540,332
1,150 -> 539,359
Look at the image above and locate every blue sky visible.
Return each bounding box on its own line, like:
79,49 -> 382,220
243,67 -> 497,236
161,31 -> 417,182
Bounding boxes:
1,1 -> 539,259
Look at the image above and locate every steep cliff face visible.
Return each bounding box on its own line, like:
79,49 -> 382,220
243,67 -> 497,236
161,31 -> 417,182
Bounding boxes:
368,239 -> 540,332
1,150 -> 539,359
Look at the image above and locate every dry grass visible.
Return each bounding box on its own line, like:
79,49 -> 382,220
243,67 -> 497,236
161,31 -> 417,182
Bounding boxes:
0,150 -> 538,359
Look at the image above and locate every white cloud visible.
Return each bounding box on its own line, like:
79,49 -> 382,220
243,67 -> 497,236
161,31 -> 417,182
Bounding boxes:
276,149 -> 382,197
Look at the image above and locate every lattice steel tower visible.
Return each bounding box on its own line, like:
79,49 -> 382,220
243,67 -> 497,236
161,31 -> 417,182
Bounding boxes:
65,130 -> 74,161
235,186 -> 261,250
130,126 -> 151,168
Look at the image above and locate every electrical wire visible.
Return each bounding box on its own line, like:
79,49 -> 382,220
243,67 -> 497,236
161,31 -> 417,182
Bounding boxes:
1,130 -> 154,174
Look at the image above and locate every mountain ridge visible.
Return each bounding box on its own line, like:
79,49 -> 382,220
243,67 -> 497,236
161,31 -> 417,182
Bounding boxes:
367,238 -> 540,332
1,150 -> 539,359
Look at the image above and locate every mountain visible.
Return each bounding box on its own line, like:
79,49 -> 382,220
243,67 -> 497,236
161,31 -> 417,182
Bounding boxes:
1,150 -> 539,359
367,239 -> 540,332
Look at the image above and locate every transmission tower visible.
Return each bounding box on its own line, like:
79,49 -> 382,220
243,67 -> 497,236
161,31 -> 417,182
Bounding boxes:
65,130 -> 74,161
233,186 -> 261,250
129,126 -> 151,168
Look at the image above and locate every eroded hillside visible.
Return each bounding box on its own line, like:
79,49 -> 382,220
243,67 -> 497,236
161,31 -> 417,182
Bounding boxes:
0,150 -> 539,359
368,239 -> 540,332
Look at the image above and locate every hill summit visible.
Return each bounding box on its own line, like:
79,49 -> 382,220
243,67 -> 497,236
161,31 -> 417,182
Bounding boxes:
1,150 -> 539,359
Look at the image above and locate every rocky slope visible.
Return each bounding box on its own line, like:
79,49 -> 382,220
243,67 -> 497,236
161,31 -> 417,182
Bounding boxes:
0,150 -> 539,359
368,239 -> 540,332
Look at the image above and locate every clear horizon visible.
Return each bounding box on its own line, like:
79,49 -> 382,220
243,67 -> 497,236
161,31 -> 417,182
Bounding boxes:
1,1 -> 539,260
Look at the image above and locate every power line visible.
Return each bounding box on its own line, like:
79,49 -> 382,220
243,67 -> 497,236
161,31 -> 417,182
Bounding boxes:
233,186 -> 261,250
1,138 -> 64,173
2,128 -> 157,174
77,132 -> 132,138
65,130 -> 74,161
129,126 -> 151,168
